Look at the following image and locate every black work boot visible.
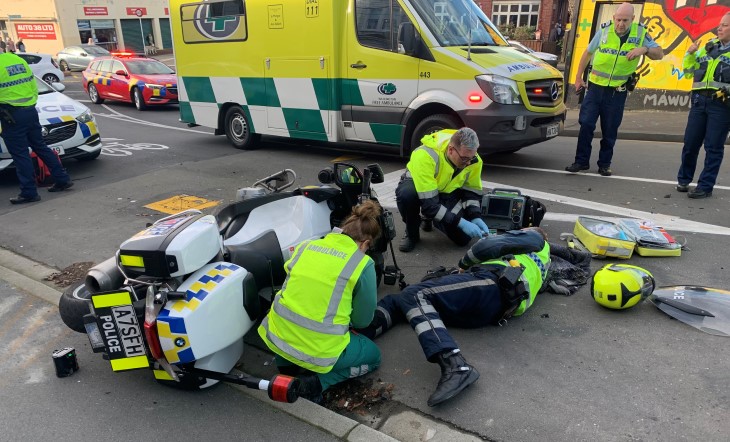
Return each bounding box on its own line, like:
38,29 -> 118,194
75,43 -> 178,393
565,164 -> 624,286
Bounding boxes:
398,231 -> 420,253
296,374 -> 323,404
427,349 -> 480,407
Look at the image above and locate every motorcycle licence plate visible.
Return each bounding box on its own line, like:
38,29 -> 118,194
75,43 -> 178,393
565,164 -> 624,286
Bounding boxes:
90,290 -> 149,372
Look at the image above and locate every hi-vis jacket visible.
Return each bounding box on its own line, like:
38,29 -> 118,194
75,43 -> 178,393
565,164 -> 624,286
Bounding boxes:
589,22 -> 647,88
0,52 -> 37,107
683,38 -> 730,92
458,229 -> 551,316
406,129 -> 483,228
258,233 -> 371,373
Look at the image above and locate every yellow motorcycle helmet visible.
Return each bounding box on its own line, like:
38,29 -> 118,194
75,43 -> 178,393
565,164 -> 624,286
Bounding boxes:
591,264 -> 655,309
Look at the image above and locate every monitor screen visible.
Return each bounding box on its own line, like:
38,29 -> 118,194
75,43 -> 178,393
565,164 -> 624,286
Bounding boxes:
486,198 -> 511,217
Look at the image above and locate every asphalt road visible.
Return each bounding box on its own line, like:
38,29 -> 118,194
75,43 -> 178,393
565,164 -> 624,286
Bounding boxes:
0,76 -> 728,441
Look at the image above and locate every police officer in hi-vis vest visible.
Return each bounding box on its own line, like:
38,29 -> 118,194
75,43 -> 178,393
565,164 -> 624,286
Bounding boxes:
0,51 -> 73,204
395,127 -> 489,253
357,228 -> 550,407
676,12 -> 730,199
566,2 -> 663,177
258,200 -> 383,403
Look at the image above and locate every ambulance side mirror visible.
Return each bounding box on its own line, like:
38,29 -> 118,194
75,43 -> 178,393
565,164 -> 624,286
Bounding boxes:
398,23 -> 417,56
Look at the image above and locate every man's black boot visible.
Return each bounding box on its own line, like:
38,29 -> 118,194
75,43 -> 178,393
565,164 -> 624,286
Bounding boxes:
427,349 -> 480,407
296,374 -> 323,404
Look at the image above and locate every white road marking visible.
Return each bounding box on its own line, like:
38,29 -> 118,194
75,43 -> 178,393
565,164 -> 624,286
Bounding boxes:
96,104 -> 210,134
373,169 -> 730,236
490,164 -> 730,191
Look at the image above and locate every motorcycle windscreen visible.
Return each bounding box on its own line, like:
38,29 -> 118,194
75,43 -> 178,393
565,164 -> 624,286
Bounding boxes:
648,286 -> 730,337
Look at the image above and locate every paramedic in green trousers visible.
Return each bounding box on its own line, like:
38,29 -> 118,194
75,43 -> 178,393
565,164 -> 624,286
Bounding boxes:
0,51 -> 73,204
566,2 -> 663,176
258,200 -> 382,403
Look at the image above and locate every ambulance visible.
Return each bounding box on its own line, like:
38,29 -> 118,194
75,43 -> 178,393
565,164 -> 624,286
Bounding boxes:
169,0 -> 566,155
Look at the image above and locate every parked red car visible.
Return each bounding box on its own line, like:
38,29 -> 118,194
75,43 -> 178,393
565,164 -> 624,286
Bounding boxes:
82,52 -> 178,110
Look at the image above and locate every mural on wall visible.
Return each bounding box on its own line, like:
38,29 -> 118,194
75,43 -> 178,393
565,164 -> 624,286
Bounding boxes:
569,0 -> 730,111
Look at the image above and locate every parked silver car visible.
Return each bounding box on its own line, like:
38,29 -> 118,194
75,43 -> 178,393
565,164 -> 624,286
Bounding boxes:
16,53 -> 65,84
508,40 -> 559,68
55,44 -> 110,71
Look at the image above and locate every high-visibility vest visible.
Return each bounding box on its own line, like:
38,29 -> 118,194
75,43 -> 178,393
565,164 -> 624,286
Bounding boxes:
683,38 -> 730,91
406,129 -> 483,220
589,22 -> 646,88
258,233 -> 370,373
0,53 -> 37,107
481,242 -> 551,316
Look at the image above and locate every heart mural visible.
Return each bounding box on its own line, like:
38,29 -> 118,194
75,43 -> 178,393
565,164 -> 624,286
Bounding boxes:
661,0 -> 730,41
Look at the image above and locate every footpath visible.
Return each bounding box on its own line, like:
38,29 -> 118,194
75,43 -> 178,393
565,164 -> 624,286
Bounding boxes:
563,108 -> 700,143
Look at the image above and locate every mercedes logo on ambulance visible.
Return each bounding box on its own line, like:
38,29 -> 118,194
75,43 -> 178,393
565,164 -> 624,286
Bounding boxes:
41,126 -> 49,137
550,82 -> 559,101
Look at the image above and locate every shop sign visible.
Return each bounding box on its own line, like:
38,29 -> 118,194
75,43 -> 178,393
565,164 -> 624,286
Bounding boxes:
84,7 -> 108,16
126,7 -> 148,16
15,23 -> 57,40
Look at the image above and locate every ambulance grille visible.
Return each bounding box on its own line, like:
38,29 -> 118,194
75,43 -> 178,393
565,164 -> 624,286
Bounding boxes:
524,79 -> 563,107
43,121 -> 77,145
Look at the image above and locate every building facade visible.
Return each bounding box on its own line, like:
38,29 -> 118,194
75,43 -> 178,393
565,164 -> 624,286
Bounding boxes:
474,0 -> 571,41
0,0 -> 171,55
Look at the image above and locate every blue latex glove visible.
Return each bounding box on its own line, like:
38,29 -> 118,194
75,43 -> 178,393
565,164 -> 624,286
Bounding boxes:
472,218 -> 490,235
458,218 -> 483,239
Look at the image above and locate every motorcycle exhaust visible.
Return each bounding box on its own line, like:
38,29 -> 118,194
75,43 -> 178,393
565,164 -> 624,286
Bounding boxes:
85,256 -> 124,293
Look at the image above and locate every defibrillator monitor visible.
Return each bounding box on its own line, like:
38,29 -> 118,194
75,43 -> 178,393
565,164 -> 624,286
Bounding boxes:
481,189 -> 525,231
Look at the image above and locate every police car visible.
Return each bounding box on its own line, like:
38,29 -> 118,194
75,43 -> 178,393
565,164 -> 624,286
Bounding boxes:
82,52 -> 178,111
0,76 -> 102,171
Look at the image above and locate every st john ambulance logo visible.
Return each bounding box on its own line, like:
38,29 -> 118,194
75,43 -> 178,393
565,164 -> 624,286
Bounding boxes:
193,4 -> 241,40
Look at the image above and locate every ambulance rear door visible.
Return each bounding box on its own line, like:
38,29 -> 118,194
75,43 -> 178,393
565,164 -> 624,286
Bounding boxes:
344,0 -> 420,146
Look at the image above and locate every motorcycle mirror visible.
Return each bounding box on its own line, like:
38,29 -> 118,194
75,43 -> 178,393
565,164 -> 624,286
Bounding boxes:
366,164 -> 385,184
333,163 -> 363,187
318,167 -> 335,184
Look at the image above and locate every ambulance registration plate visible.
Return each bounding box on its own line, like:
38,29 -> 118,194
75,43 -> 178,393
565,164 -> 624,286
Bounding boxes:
546,123 -> 559,138
90,290 -> 149,372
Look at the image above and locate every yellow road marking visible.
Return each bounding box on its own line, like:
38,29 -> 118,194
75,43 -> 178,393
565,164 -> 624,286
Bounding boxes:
144,194 -> 221,215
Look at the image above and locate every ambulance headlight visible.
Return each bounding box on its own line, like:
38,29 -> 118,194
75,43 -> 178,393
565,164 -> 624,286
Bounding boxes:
75,110 -> 94,123
476,74 -> 521,105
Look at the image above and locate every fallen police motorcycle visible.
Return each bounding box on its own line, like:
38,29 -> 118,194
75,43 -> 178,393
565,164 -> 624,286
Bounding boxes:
57,162 -> 399,399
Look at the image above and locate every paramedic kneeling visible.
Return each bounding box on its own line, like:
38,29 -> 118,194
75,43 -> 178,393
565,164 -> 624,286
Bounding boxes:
258,200 -> 382,403
357,228 -> 550,406
396,127 -> 488,253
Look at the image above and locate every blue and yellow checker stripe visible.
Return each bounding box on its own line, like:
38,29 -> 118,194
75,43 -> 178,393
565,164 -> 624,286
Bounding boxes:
156,263 -> 242,364
90,73 -> 113,86
43,114 -> 98,139
129,78 -> 177,98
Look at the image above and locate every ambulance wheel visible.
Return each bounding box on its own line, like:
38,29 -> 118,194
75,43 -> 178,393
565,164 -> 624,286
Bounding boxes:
88,84 -> 104,104
224,105 -> 261,150
410,114 -> 461,152
59,280 -> 93,333
133,87 -> 147,111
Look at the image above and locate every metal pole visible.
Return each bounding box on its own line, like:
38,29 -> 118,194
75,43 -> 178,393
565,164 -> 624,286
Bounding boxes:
138,17 -> 145,54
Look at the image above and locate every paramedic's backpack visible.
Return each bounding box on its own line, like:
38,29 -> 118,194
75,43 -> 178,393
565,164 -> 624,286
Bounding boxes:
522,196 -> 547,228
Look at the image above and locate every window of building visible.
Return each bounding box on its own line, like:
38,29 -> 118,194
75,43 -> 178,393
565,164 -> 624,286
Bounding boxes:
492,1 -> 540,27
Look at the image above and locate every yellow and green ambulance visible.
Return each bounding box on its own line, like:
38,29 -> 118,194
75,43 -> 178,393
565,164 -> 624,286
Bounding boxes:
170,0 -> 565,155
